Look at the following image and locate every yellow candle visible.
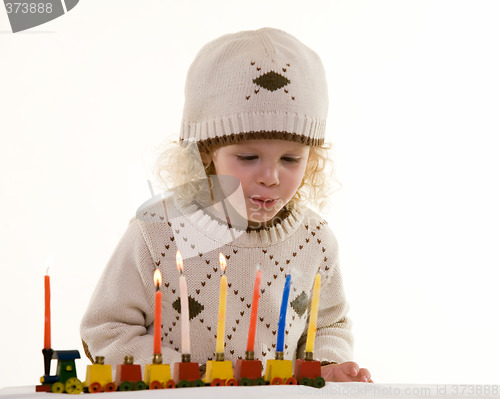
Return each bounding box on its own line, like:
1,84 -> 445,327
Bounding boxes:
215,253 -> 228,355
305,272 -> 321,353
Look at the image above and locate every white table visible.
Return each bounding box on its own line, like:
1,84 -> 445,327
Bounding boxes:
1,384 -> 498,399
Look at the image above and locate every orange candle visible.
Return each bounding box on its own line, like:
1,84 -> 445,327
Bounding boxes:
44,271 -> 51,349
246,268 -> 262,353
153,269 -> 162,355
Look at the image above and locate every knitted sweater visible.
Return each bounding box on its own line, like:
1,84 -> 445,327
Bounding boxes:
80,193 -> 353,370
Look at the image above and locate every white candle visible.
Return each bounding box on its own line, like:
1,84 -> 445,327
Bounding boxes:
176,251 -> 191,355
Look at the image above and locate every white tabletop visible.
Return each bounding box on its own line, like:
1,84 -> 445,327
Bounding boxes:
1,384 -> 497,399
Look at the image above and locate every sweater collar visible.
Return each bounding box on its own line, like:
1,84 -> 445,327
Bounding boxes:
172,194 -> 305,248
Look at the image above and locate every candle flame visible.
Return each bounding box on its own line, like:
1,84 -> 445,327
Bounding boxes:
219,253 -> 227,273
154,269 -> 162,290
176,251 -> 183,273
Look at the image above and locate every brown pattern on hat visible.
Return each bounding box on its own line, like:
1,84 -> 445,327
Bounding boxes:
248,62 -> 292,94
194,131 -> 324,153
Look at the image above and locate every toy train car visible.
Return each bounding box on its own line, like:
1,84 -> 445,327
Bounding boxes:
36,350 -> 325,393
36,350 -> 84,394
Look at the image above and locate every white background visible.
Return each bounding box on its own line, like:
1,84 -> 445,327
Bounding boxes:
1,0 -> 499,388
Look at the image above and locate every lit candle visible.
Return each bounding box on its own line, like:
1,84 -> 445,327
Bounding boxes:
246,268 -> 262,353
153,269 -> 162,355
44,269 -> 51,349
305,272 -> 321,354
215,253 -> 228,356
176,251 -> 191,356
276,274 -> 292,353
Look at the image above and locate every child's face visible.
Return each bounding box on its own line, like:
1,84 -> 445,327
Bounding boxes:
208,139 -> 310,228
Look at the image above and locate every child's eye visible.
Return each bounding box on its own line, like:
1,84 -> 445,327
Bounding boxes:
236,155 -> 258,161
281,156 -> 300,163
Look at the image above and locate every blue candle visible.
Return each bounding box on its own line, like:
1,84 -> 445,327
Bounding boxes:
276,274 -> 292,352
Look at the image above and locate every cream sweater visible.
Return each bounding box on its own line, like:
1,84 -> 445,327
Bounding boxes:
80,194 -> 353,370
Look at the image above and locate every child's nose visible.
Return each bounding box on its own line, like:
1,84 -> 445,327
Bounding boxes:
258,164 -> 279,186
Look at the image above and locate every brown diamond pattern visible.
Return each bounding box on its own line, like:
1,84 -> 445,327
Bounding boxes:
253,71 -> 290,92
172,295 -> 204,320
290,291 -> 309,317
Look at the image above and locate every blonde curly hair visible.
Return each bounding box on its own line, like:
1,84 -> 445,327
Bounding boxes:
152,137 -> 340,214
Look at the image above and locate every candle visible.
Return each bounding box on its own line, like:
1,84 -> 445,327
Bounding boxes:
176,251 -> 191,355
276,274 -> 292,353
153,269 -> 162,355
215,253 -> 228,355
44,269 -> 51,349
305,272 -> 321,353
246,268 -> 262,353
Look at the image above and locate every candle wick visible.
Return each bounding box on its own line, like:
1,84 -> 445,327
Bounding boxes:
45,266 -> 50,276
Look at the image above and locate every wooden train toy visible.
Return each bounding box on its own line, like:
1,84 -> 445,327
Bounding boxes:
36,349 -> 325,393
38,261 -> 327,393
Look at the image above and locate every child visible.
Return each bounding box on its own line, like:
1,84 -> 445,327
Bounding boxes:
81,27 -> 371,383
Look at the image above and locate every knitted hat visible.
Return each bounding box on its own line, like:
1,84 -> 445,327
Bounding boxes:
180,27 -> 329,150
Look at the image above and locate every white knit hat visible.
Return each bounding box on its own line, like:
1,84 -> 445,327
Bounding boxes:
180,27 -> 329,149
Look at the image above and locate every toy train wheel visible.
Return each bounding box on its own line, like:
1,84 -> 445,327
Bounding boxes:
135,381 -> 148,390
285,377 -> 297,385
165,379 -> 175,389
239,377 -> 252,386
313,376 -> 325,388
118,381 -> 133,391
211,378 -> 224,386
177,380 -> 191,388
254,377 -> 266,386
270,377 -> 282,385
88,382 -> 101,393
226,378 -> 238,386
149,380 -> 162,390
192,379 -> 205,387
65,377 -> 83,394
299,377 -> 312,386
51,382 -> 64,393
104,382 -> 117,392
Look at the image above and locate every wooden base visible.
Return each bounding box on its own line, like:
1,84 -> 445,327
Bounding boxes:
115,362 -> 142,385
203,360 -> 234,384
35,385 -> 51,392
294,359 -> 321,380
173,362 -> 201,384
235,358 -> 262,380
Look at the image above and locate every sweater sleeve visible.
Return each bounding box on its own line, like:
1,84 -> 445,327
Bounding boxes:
80,218 -> 181,368
296,227 -> 354,364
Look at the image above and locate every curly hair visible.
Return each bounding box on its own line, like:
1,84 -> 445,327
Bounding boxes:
151,137 -> 340,214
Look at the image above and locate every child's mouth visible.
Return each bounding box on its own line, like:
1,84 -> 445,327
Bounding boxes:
250,197 -> 278,209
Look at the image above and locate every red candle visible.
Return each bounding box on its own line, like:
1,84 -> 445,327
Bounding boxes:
44,272 -> 51,349
153,269 -> 162,355
246,268 -> 262,353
